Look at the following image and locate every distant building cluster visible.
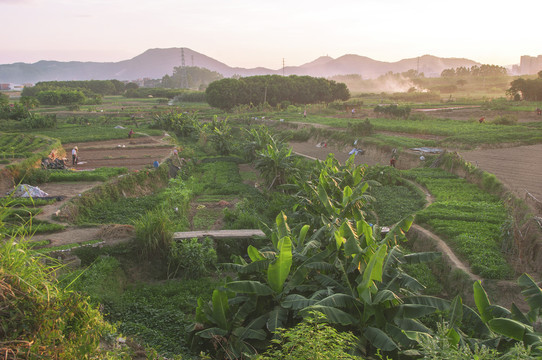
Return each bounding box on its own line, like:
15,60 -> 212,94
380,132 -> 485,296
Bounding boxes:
0,83 -> 30,91
519,55 -> 542,75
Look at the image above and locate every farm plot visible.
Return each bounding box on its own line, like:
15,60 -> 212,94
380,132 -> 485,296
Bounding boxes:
63,135 -> 175,170
0,132 -> 53,161
460,144 -> 542,202
403,168 -> 512,279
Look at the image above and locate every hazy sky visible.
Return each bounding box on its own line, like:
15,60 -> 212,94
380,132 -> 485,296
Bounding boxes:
1,0 -> 540,69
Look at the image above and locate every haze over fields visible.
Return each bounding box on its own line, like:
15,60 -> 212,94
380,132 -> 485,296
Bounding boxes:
1,0 -> 541,71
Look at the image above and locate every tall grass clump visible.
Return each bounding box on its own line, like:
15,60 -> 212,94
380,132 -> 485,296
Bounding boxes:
133,207 -> 173,260
0,205 -> 118,359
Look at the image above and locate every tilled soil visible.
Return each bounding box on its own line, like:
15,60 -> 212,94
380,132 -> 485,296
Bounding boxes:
64,135 -> 174,171
460,144 -> 542,201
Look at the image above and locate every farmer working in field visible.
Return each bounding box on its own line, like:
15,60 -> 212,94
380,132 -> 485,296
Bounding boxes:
71,146 -> 78,165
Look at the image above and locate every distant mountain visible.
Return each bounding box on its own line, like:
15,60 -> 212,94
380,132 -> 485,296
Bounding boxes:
0,47 -> 481,84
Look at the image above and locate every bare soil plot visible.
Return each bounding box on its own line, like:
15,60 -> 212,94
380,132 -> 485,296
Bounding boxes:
460,144 -> 542,201
3,136 -> 175,249
64,135 -> 174,171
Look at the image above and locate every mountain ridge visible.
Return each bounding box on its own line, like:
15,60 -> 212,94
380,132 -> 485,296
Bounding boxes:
0,47 -> 482,84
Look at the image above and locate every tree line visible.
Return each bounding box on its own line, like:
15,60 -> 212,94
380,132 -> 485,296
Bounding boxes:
20,80 -> 140,106
205,75 -> 350,110
441,64 -> 507,77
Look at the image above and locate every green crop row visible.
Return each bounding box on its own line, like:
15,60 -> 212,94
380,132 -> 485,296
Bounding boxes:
403,169 -> 499,202
78,194 -> 163,225
416,201 -> 506,224
2,219 -> 65,236
0,133 -> 51,158
191,157 -> 256,196
406,168 -> 513,279
29,123 -> 163,143
47,167 -> 128,182
368,185 -> 426,225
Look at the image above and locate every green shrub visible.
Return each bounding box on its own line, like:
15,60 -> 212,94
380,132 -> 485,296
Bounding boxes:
416,322 -> 500,359
348,118 -> 374,136
490,115 -> 517,125
374,104 -> 411,118
167,237 -> 217,278
256,311 -> 360,360
22,113 -> 58,129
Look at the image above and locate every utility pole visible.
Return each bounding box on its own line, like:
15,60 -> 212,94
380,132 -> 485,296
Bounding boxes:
282,58 -> 285,76
180,48 -> 188,89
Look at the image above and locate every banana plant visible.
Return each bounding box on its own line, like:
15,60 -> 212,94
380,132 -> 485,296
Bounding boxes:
191,214 -> 324,357
475,275 -> 542,352
292,154 -> 375,230
254,138 -> 297,190
293,213 -> 446,355
405,275 -> 542,357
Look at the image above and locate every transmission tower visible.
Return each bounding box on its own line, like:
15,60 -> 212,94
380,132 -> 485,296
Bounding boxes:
180,48 -> 188,88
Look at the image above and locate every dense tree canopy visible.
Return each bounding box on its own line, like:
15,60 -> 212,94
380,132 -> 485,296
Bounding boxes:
507,76 -> 542,101
20,80 -> 129,106
161,66 -> 223,90
21,80 -> 126,97
205,75 -> 350,110
441,64 -> 507,77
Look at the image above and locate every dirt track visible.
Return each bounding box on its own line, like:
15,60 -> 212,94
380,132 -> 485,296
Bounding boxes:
5,136 -> 174,248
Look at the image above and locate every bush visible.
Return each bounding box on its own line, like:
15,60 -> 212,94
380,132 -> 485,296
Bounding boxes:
374,104 -> 411,119
22,113 -> 57,129
0,103 -> 30,120
167,237 -> 217,278
490,115 -> 517,125
348,118 -> 374,136
256,311 -> 360,360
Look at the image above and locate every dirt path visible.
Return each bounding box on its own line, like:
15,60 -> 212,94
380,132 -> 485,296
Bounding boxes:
33,182 -> 102,224
9,136 -> 174,249
410,224 -> 481,282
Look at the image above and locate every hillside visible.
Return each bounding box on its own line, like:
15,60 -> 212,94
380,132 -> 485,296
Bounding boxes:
0,47 -> 483,84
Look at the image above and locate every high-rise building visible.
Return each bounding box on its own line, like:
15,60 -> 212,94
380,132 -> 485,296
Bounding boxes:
519,55 -> 542,75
